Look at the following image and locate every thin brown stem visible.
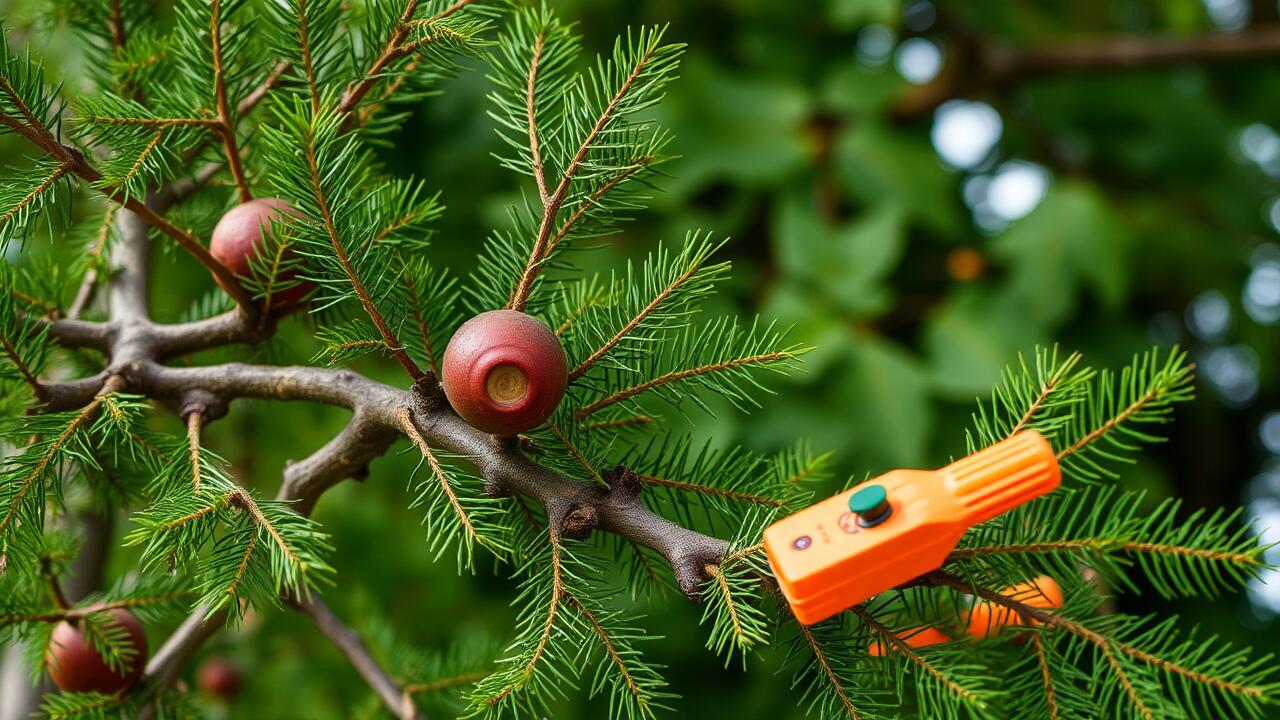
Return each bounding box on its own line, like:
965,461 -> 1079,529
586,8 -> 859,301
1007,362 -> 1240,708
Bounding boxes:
41,559 -> 71,611
1058,382 -> 1162,460
108,0 -> 126,49
68,207 -> 117,319
0,594 -> 192,626
87,116 -> 220,128
186,411 -> 203,494
1009,352 -> 1080,436
1,336 -> 47,403
577,351 -> 789,418
0,161 -> 72,230
335,1 -> 422,117
402,275 -> 440,376
637,474 -> 784,507
397,407 -> 479,546
302,128 -> 423,379
582,414 -> 654,432
402,669 -> 489,696
526,32 -> 549,205
507,45 -> 658,312
210,0 -> 252,202
0,395 -> 106,541
852,606 -> 978,705
1029,633 -> 1061,720
296,0 -> 321,114
230,488 -> 299,566
482,537 -> 562,707
563,592 -> 645,707
569,260 -> 702,382
949,540 -> 1260,566
795,618 -> 861,719
547,422 -> 602,486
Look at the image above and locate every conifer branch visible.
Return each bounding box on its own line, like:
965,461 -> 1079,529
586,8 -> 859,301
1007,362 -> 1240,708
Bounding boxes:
851,606 -> 980,706
1,334 -> 48,402
68,206 -> 118,319
1029,633 -> 1062,720
301,126 -> 424,380
0,594 -> 192,626
0,393 -> 106,543
526,31 -> 549,205
296,0 -> 322,113
210,0 -> 252,202
570,261 -> 703,382
481,537 -> 563,708
0,160 -> 71,229
1057,380 -> 1165,461
87,116 -> 220,128
576,351 -> 791,418
2,48 -> 256,312
950,540 -> 1260,565
582,415 -> 654,432
548,421 -> 603,486
563,592 -> 648,705
795,621 -> 862,720
335,1 -> 422,117
507,39 -> 658,312
398,407 -> 481,550
1009,350 -> 1083,437
402,274 -> 441,376
929,571 -> 1270,701
638,474 -> 785,508
13,289 -> 62,318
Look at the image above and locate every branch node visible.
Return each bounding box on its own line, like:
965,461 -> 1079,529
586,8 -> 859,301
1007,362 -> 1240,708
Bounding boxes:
179,388 -> 229,423
560,504 -> 598,540
409,375 -> 446,414
602,465 -> 642,501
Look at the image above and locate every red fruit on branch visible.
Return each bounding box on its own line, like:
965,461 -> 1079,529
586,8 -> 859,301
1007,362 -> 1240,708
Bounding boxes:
210,198 -> 313,310
45,608 -> 148,694
442,309 -> 568,435
197,656 -> 243,700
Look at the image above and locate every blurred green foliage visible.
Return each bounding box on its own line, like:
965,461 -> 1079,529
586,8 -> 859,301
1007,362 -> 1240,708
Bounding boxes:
4,0 -> 1280,717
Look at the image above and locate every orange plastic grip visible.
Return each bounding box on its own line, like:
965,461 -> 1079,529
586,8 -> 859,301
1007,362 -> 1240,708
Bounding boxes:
764,431 -> 1060,626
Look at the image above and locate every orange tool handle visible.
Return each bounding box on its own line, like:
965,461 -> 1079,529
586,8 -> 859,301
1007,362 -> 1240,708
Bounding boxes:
942,430 -> 1061,525
764,431 -> 1060,626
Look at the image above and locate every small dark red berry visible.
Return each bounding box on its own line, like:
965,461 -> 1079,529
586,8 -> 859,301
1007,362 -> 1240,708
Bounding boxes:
196,656 -> 243,700
210,198 -> 313,309
46,608 -> 148,694
442,309 -> 567,435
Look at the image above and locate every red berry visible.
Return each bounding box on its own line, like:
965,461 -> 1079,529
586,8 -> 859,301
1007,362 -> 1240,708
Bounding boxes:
45,608 -> 148,694
442,310 -> 567,435
210,198 -> 313,309
196,656 -> 243,700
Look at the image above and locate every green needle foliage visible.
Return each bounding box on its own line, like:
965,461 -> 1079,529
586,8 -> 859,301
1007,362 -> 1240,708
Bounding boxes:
0,2 -> 1276,720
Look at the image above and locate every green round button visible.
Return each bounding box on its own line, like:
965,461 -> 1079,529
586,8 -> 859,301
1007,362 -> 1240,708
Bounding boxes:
848,485 -> 888,515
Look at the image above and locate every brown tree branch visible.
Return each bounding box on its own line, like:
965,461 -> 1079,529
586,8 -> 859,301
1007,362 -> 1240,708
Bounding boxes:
897,28 -> 1280,120
293,594 -> 424,720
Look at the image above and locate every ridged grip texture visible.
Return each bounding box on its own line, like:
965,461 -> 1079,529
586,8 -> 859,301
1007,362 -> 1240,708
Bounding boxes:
943,431 -> 1060,525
